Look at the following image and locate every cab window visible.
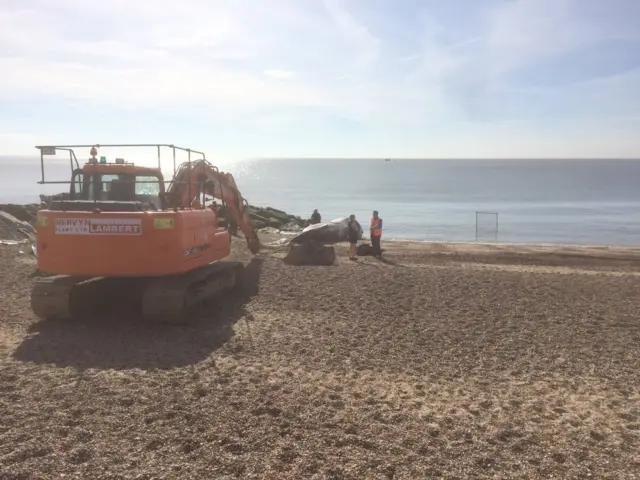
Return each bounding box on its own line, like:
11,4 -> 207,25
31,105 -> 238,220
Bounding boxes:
70,170 -> 83,198
135,176 -> 161,196
80,173 -> 162,208
87,174 -> 120,201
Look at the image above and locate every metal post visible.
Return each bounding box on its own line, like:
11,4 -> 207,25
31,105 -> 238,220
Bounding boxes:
157,145 -> 161,169
40,151 -> 45,184
187,149 -> 191,210
70,150 -> 79,169
172,146 -> 176,176
475,211 -> 478,242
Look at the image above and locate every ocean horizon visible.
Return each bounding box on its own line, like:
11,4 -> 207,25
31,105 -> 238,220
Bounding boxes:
1,156 -> 640,247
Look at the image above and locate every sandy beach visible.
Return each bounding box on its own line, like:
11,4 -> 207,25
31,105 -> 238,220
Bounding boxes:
1,236 -> 639,479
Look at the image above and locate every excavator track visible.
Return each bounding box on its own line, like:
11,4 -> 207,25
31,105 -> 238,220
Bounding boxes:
141,261 -> 245,324
31,262 -> 245,324
30,275 -> 121,320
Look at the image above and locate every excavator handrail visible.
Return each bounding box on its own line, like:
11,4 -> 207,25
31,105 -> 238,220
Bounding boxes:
36,143 -> 205,154
35,143 -> 207,185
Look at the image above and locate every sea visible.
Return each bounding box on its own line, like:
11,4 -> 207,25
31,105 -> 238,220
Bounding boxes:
1,156 -> 639,246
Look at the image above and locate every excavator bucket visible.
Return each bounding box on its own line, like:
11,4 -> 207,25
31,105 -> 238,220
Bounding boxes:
248,237 -> 261,255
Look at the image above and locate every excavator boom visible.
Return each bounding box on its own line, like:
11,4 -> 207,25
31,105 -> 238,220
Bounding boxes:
165,159 -> 260,254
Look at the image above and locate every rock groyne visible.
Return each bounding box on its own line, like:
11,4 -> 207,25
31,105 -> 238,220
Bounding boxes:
0,199 -> 309,238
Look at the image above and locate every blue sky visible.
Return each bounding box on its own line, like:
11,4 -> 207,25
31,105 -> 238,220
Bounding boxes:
0,0 -> 639,160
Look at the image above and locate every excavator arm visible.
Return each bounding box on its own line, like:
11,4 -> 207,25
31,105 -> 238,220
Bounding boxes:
165,159 -> 260,254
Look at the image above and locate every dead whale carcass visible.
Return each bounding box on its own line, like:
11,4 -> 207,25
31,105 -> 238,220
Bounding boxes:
284,217 -> 363,266
289,217 -> 363,245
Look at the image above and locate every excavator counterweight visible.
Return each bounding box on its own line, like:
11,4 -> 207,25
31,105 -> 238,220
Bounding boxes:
30,144 -> 260,323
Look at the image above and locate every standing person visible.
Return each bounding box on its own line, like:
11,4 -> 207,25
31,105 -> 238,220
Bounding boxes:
370,210 -> 383,258
310,209 -> 321,224
348,214 -> 360,260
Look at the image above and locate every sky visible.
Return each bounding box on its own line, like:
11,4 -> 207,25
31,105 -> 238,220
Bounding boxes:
0,0 -> 639,160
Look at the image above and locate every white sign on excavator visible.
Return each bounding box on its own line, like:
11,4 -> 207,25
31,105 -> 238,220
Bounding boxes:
39,146 -> 56,155
54,218 -> 142,235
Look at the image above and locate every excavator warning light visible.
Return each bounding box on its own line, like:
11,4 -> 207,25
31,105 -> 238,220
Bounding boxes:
99,156 -> 107,164
115,158 -> 125,164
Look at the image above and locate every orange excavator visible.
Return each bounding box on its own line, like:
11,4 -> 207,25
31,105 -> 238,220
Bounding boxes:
31,144 -> 260,323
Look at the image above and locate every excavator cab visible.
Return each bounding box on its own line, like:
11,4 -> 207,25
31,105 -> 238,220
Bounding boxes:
67,165 -> 165,210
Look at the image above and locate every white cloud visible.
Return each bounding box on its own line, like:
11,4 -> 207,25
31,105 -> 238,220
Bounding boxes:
321,0 -> 380,70
0,57 -> 327,112
0,0 -> 638,157
264,69 -> 297,80
0,133 -> 38,153
0,2 -> 331,112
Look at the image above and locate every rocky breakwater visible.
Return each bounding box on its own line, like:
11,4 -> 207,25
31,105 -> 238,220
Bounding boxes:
0,203 -> 38,244
243,205 -> 308,232
0,199 -> 308,241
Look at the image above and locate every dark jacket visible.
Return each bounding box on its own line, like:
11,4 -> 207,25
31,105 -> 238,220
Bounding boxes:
348,219 -> 361,241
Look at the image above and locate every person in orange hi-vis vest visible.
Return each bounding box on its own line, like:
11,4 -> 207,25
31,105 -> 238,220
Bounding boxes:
370,210 -> 383,258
